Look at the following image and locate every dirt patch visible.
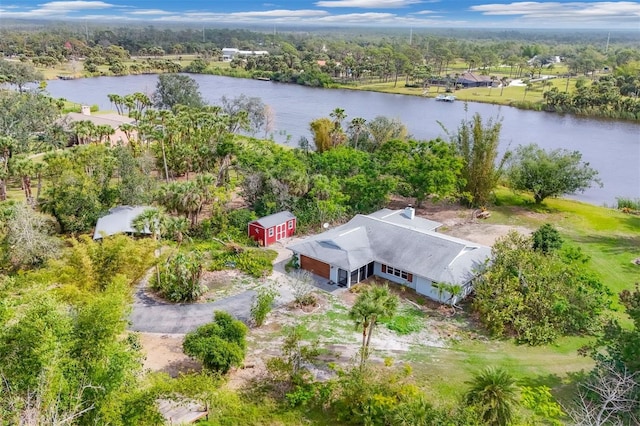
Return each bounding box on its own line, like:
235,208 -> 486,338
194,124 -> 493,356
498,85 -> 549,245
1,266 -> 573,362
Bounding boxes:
139,333 -> 201,377
444,223 -> 532,246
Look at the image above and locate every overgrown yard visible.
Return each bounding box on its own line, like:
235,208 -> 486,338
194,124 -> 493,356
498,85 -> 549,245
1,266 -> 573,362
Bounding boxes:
139,194 -> 638,414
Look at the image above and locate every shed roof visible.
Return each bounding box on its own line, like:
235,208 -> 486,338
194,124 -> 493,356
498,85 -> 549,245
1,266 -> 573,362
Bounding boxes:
252,211 -> 295,229
288,210 -> 490,285
93,205 -> 154,240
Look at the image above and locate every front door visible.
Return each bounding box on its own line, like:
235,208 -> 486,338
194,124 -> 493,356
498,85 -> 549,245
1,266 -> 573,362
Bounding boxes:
275,223 -> 286,241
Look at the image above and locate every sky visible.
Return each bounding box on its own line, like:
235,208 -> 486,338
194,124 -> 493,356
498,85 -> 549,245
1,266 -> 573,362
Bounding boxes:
1,0 -> 639,29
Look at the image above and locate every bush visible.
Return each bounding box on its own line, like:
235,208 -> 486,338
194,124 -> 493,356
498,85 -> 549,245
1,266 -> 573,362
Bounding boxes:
153,251 -> 205,302
250,285 -> 278,327
210,247 -> 277,278
616,197 -> 640,212
531,223 -> 563,254
183,311 -> 248,373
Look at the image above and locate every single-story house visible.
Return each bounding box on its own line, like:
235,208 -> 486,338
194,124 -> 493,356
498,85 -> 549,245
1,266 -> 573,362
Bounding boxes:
248,211 -> 296,247
287,207 -> 491,304
456,72 -> 493,88
93,205 -> 154,240
62,105 -> 137,146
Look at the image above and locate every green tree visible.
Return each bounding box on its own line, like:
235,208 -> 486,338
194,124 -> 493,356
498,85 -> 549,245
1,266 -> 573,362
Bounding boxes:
183,311 -> 248,374
465,367 -> 520,426
349,285 -> 399,367
473,231 -> 610,345
40,169 -> 104,233
153,74 -> 205,110
507,144 -> 601,204
448,113 -> 506,207
310,117 -> 335,153
531,223 -> 563,255
1,203 -> 61,269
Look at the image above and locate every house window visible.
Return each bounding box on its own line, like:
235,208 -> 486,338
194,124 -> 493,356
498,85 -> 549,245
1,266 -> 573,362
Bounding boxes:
268,228 -> 274,237
385,265 -> 411,281
288,220 -> 294,229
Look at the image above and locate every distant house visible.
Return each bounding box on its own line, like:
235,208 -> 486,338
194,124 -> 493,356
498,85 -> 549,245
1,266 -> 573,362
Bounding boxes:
93,205 -> 154,240
288,207 -> 491,304
221,48 -> 269,62
62,105 -> 137,146
248,211 -> 296,247
456,72 -> 493,88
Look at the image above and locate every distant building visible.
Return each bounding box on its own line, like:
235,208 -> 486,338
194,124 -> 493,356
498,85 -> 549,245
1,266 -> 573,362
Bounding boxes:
221,48 -> 269,61
456,72 -> 493,88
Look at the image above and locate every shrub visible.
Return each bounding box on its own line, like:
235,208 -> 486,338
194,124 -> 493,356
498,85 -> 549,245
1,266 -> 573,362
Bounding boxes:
616,197 -> 640,212
210,247 -> 277,278
182,311 -> 247,373
153,251 -> 205,302
531,223 -> 563,254
250,285 -> 278,327
288,270 -> 317,307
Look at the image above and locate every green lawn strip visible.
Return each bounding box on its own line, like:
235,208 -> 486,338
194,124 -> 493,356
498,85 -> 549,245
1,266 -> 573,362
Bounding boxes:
405,336 -> 593,406
379,305 -> 425,335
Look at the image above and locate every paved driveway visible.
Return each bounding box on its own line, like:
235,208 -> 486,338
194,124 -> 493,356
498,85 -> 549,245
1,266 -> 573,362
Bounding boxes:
130,286 -> 258,334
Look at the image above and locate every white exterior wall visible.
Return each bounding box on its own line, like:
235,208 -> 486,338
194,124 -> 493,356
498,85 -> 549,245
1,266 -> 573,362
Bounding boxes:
373,263 -> 416,290
415,276 -> 441,301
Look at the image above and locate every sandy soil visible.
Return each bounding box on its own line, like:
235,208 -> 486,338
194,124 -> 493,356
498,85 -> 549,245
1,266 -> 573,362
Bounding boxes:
139,199 -> 533,382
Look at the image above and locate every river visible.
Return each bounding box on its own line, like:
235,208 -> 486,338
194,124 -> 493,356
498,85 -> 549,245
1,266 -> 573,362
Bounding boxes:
44,74 -> 640,206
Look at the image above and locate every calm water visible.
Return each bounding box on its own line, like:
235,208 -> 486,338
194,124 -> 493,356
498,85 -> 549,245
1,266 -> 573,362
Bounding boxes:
45,74 -> 640,206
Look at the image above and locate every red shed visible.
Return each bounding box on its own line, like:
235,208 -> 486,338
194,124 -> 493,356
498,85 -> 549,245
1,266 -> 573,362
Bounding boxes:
248,211 -> 296,247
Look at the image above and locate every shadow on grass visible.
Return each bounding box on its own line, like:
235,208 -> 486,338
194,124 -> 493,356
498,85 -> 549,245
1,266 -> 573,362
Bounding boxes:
571,233 -> 640,258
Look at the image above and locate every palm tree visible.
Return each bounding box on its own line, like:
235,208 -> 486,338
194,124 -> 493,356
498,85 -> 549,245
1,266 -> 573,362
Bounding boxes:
349,284 -> 398,367
133,208 -> 165,285
348,117 -> 367,150
465,367 -> 519,426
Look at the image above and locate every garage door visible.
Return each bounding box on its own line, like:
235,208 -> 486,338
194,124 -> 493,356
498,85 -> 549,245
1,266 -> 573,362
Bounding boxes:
300,255 -> 330,279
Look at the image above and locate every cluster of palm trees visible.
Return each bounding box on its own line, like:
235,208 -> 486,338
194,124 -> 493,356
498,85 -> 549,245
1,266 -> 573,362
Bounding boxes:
154,174 -> 223,227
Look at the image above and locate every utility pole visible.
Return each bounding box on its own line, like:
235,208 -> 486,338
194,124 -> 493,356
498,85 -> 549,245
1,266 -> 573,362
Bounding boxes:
409,27 -> 413,45
202,26 -> 205,43
605,31 -> 610,54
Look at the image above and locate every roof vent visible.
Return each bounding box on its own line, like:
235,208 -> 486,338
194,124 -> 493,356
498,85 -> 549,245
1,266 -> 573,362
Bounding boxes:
404,206 -> 415,220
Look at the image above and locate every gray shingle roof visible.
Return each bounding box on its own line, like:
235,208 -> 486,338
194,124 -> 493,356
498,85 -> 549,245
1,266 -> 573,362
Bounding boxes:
252,211 -> 295,229
93,206 -> 154,240
288,210 -> 491,285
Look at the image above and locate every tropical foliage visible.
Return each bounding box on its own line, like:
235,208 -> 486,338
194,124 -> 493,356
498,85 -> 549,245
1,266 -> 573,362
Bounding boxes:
183,311 -> 248,374
473,230 -> 610,345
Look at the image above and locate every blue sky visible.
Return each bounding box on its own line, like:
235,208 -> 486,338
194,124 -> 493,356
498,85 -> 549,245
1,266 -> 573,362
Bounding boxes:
1,1 -> 639,29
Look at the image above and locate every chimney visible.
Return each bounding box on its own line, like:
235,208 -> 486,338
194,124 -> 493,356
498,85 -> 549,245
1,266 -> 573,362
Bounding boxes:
81,105 -> 91,116
404,205 -> 415,220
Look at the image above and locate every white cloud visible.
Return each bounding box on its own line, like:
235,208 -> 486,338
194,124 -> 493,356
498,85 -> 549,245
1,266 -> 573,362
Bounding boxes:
128,9 -> 173,15
39,1 -> 113,11
470,1 -> 640,20
230,9 -> 329,17
412,9 -> 436,14
315,0 -> 423,8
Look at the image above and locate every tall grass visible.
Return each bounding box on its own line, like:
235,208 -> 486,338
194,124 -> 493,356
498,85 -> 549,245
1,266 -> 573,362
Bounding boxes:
616,197 -> 640,211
